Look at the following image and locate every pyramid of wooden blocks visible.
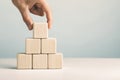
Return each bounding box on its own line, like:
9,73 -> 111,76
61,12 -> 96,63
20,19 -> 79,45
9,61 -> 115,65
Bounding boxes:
17,22 -> 63,69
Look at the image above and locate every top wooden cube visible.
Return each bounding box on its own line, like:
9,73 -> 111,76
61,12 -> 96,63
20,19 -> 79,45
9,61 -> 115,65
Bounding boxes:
33,22 -> 48,39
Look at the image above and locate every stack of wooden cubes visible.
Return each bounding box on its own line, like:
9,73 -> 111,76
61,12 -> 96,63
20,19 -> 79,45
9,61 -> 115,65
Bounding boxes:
17,23 -> 63,69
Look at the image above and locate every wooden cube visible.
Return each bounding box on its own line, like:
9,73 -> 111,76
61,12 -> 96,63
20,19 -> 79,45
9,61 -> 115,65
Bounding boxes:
33,22 -> 48,39
48,53 -> 63,69
42,38 -> 56,53
33,54 -> 47,69
17,53 -> 32,69
26,39 -> 41,54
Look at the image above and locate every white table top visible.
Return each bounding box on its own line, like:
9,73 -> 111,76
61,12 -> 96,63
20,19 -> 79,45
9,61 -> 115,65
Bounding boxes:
0,58 -> 120,80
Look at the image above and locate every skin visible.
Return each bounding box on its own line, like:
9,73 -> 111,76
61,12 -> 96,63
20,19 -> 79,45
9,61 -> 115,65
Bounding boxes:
12,0 -> 52,30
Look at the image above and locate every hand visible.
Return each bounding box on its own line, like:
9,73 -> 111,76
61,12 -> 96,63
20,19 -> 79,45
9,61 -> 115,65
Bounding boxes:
12,0 -> 52,30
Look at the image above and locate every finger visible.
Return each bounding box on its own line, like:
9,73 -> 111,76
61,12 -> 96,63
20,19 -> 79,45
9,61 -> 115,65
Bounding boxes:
44,7 -> 52,29
20,8 -> 33,30
41,1 -> 53,29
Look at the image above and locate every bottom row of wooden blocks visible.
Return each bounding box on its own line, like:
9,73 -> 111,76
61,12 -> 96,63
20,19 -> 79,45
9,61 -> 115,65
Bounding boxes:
17,53 -> 63,69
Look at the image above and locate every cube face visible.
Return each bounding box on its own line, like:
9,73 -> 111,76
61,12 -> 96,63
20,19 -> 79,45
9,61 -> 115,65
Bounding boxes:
33,23 -> 48,38
42,38 -> 56,53
17,54 -> 32,69
48,53 -> 63,69
26,39 -> 40,54
33,54 -> 47,69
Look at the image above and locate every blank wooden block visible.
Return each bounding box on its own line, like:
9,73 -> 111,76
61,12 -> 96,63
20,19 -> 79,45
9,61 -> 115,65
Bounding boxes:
33,54 -> 47,69
17,53 -> 32,69
26,39 -> 40,54
33,22 -> 48,39
42,38 -> 56,53
48,53 -> 63,69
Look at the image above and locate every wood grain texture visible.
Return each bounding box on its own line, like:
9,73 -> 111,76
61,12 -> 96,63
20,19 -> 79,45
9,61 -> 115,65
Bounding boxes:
48,53 -> 63,69
33,22 -> 48,39
33,54 -> 47,69
17,53 -> 32,69
26,39 -> 41,54
42,38 -> 56,54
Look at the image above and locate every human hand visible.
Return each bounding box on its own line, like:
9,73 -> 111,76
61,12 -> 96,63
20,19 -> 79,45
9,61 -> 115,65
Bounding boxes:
12,0 -> 52,30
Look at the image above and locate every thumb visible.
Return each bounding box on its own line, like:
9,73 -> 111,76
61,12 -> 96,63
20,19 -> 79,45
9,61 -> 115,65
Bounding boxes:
20,8 -> 33,30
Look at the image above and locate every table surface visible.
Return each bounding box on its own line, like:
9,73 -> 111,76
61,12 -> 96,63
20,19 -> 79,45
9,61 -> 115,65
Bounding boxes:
0,58 -> 120,80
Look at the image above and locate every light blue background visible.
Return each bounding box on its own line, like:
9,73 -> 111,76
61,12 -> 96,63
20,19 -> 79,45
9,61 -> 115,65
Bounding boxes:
0,0 -> 120,58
